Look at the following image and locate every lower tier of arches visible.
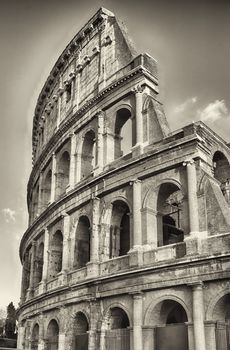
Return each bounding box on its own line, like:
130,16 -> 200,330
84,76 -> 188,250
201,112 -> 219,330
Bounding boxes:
18,280 -> 230,350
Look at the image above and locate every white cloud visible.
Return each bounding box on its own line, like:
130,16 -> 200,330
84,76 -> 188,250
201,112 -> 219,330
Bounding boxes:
174,96 -> 198,113
2,208 -> 16,223
197,99 -> 229,123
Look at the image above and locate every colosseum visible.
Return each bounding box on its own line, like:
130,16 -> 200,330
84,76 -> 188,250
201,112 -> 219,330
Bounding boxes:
17,7 -> 230,350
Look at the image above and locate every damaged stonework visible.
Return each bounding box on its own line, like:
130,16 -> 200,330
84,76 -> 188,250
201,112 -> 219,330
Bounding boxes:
17,7 -> 230,350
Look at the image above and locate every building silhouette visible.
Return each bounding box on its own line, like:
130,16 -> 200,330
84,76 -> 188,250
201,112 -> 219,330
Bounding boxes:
17,7 -> 230,350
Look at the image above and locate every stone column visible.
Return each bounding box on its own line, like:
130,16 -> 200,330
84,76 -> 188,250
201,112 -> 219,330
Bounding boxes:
57,76 -> 64,128
94,111 -> 104,175
62,213 -> 70,273
58,334 -> 66,350
132,85 -> 144,155
38,172 -> 43,215
69,133 -> 77,190
20,261 -> 27,304
17,322 -> 25,350
28,241 -> 36,295
183,159 -> 199,234
129,179 -> 143,266
39,228 -> 49,293
87,197 -> 100,277
50,153 -> 56,203
132,293 -> 143,350
132,179 -> 142,248
75,149 -> 82,183
190,282 -> 206,350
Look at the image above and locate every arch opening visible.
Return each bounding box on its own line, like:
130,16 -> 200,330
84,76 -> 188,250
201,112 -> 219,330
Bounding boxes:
114,108 -> 133,159
151,300 -> 188,350
74,216 -> 90,269
42,169 -> 52,208
47,319 -> 59,350
213,151 -> 230,204
110,200 -> 130,258
105,307 -> 130,350
81,130 -> 96,180
34,242 -> 44,286
211,293 -> 230,349
56,151 -> 70,198
31,323 -> 39,350
157,183 -> 184,246
48,230 -> 63,279
73,312 -> 89,350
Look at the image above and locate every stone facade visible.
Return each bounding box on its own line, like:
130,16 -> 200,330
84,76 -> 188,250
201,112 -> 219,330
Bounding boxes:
17,7 -> 230,350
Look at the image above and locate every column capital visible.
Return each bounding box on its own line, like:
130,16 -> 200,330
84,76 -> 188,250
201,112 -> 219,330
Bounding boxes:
129,178 -> 142,186
188,280 -> 204,290
61,211 -> 69,218
131,84 -> 144,94
183,158 -> 195,167
130,291 -> 144,299
95,109 -> 105,118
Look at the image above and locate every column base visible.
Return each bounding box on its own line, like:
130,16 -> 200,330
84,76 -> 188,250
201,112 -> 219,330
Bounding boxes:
58,271 -> 68,285
38,281 -> 47,294
185,231 -> 208,255
132,143 -> 144,157
128,246 -> 143,267
87,262 -> 99,278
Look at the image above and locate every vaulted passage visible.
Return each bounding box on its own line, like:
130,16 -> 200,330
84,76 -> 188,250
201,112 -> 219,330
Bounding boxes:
56,150 -> 70,198
74,216 -> 90,269
74,312 -> 89,350
212,293 -> 230,350
81,130 -> 96,179
157,183 -> 184,246
31,323 -> 39,350
154,300 -> 188,350
48,230 -> 63,279
114,108 -> 133,159
47,319 -> 59,350
213,151 -> 230,205
42,169 -> 52,208
105,307 -> 130,350
110,200 -> 130,258
33,242 -> 44,286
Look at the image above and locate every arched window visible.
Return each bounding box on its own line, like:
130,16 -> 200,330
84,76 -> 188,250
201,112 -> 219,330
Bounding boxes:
48,230 -> 63,279
74,216 -> 90,269
105,307 -> 130,350
42,170 -> 52,208
34,242 -> 44,286
81,130 -> 96,180
56,151 -> 70,198
31,323 -> 39,350
47,320 -> 59,350
32,185 -> 39,220
74,312 -> 89,350
110,200 -> 130,258
157,183 -> 184,246
213,151 -> 230,204
114,108 -> 133,159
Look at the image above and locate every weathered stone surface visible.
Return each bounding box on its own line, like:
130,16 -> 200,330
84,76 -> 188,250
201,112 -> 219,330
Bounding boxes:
18,7 -> 230,350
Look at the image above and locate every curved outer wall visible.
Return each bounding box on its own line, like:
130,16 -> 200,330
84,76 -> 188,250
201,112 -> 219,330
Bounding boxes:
18,8 -> 230,350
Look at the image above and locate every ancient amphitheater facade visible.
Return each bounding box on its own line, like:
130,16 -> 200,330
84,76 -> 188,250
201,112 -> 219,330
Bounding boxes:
17,7 -> 230,350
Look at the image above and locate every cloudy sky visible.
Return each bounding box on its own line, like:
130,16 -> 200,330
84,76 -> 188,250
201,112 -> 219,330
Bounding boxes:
0,0 -> 230,310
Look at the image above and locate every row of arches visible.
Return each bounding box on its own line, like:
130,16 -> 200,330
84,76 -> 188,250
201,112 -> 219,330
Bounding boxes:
31,98 -> 165,222
26,179 -> 188,291
27,292 -> 230,350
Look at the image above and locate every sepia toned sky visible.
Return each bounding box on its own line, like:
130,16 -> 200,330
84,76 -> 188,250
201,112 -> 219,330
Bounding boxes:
0,0 -> 230,309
